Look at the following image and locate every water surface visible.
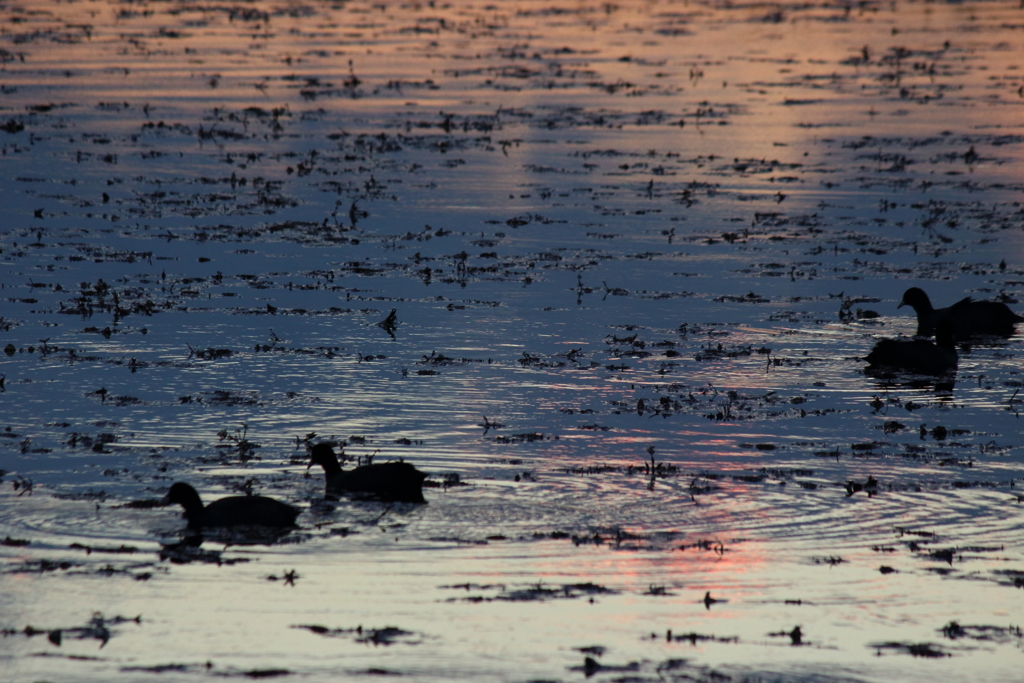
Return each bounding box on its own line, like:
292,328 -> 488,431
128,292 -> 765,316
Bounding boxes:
3,0 -> 1024,680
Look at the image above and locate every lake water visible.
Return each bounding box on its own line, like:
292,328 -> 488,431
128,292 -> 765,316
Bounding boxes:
2,0 -> 1024,680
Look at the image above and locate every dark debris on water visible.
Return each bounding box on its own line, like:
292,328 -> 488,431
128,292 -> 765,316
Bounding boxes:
2,613 -> 140,648
291,624 -> 420,646
443,580 -> 616,604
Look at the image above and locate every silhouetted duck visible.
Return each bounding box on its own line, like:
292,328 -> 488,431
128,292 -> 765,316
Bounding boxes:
161,482 -> 299,529
308,443 -> 426,503
865,320 -> 958,375
898,287 -> 1023,339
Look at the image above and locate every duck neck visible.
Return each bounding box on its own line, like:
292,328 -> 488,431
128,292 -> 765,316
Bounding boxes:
317,448 -> 344,477
177,487 -> 206,522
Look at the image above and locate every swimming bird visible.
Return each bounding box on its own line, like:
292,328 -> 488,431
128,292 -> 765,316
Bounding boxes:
865,320 -> 958,375
308,443 -> 426,503
898,287 -> 1023,339
161,482 -> 299,530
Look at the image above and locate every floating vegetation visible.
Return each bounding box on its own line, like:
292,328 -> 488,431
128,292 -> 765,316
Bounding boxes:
1,613 -> 141,648
292,624 -> 421,646
4,0 -> 1024,681
870,641 -> 950,658
444,581 -> 616,603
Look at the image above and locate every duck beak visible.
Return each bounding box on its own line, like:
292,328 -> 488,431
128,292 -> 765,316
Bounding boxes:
159,493 -> 172,506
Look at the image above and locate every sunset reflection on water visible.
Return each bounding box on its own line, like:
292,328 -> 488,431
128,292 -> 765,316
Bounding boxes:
3,0 -> 1024,681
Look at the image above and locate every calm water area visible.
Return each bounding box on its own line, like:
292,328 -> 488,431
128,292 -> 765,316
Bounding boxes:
2,0 -> 1024,680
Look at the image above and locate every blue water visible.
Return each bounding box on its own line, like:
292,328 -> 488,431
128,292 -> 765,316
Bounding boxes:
3,0 -> 1024,680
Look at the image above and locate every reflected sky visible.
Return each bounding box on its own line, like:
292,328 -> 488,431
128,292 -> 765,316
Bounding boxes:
3,0 -> 1024,681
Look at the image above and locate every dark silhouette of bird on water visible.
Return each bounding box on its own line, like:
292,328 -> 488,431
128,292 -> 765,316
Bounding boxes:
898,286 -> 1023,339
161,482 -> 299,530
865,320 -> 958,375
308,443 -> 426,503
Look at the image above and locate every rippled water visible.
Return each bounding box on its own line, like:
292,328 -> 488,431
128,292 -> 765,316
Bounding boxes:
3,0 -> 1024,680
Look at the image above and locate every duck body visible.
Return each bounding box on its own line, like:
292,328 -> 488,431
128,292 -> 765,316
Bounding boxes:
162,482 -> 299,529
309,444 -> 426,504
898,287 -> 1023,339
865,321 -> 958,375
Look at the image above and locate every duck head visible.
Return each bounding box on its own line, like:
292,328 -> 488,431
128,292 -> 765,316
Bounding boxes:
898,287 -> 932,312
308,443 -> 344,476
